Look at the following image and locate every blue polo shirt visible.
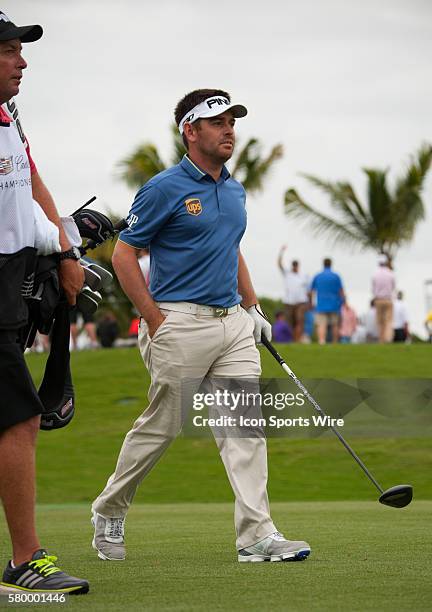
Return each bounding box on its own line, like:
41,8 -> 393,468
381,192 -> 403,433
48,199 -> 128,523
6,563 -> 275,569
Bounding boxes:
311,267 -> 343,313
119,155 -> 247,307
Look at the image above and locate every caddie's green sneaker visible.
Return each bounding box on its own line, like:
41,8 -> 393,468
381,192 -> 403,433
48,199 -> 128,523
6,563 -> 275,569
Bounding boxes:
0,549 -> 89,594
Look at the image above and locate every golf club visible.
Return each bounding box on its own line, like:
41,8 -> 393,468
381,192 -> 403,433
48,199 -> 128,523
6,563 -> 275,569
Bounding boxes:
71,195 -> 97,216
261,336 -> 413,508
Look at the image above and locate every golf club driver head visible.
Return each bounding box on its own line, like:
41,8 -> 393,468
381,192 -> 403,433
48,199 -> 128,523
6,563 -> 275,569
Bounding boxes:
379,484 -> 413,508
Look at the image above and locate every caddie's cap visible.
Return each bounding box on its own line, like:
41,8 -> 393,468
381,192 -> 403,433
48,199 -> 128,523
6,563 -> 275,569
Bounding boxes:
0,11 -> 43,43
378,254 -> 388,265
179,95 -> 247,135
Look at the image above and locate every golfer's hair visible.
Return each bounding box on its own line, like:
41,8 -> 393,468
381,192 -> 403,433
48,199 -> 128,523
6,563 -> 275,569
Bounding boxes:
175,89 -> 231,149
324,258 -> 332,268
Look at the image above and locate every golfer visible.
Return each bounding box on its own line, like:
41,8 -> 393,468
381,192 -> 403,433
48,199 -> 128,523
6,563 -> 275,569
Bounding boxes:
0,12 -> 88,594
92,89 -> 311,563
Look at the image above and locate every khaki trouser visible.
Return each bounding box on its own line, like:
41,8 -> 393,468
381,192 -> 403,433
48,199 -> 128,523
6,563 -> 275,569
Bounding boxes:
375,299 -> 393,343
93,304 -> 276,550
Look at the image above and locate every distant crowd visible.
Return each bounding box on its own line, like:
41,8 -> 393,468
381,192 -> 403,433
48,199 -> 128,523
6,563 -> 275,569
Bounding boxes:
274,246 -> 411,345
31,247 -> 430,351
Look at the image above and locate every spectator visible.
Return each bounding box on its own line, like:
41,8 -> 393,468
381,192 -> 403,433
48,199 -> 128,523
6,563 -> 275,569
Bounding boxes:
272,311 -> 293,343
277,246 -> 310,342
393,291 -> 409,343
365,299 -> 379,343
302,308 -> 315,344
70,306 -> 98,349
96,311 -> 119,348
339,300 -> 357,344
311,258 -> 345,345
372,254 -> 395,343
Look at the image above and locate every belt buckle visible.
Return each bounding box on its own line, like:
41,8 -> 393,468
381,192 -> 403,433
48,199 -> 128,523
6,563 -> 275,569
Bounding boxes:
214,307 -> 228,317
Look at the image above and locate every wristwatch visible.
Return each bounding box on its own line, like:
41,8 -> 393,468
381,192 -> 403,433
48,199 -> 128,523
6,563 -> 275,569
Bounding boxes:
58,246 -> 81,262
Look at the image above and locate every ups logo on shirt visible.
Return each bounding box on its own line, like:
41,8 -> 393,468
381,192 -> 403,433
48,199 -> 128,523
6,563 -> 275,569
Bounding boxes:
184,198 -> 202,216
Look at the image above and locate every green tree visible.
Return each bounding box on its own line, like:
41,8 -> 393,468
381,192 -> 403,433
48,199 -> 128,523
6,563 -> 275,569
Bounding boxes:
117,123 -> 283,195
284,144 -> 432,260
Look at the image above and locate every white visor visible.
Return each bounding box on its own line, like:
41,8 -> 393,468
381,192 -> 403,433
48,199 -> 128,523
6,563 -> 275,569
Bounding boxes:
178,96 -> 247,134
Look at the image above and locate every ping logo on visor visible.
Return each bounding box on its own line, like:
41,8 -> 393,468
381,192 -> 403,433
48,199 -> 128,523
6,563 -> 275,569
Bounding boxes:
206,97 -> 230,109
178,96 -> 247,134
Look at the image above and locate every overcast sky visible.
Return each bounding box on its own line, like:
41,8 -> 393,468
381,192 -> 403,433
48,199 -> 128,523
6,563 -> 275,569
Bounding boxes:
5,0 -> 432,335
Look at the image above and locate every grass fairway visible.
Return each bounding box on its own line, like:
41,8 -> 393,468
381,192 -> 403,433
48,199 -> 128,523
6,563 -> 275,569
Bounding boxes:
1,345 -> 428,609
24,345 -> 432,504
1,502 -> 431,611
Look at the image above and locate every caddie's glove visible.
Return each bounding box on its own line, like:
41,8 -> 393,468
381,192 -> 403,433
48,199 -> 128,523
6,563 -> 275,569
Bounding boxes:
246,304 -> 272,344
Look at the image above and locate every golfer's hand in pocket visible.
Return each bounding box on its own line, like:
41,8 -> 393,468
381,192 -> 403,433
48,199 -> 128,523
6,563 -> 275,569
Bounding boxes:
147,310 -> 167,339
246,304 -> 272,344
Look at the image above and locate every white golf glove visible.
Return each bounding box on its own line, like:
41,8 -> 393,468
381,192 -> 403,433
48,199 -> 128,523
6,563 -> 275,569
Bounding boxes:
33,200 -> 61,256
246,304 -> 272,344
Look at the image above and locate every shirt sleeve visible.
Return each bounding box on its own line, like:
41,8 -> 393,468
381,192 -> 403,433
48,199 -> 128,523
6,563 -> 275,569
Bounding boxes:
24,137 -> 37,175
119,182 -> 174,248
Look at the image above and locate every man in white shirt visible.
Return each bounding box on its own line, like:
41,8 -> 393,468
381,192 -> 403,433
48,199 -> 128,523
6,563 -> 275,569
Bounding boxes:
277,246 -> 310,342
371,254 -> 395,343
393,291 -> 409,343
0,11 -> 87,594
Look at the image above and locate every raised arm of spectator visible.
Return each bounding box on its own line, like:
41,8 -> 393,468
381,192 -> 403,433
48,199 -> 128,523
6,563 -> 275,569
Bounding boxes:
277,245 -> 286,273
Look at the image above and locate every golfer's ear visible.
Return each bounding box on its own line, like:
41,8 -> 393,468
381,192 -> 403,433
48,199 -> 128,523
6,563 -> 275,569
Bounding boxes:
183,122 -> 197,144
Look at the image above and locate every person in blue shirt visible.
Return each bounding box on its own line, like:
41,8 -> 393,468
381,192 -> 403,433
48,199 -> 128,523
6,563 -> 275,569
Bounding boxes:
311,258 -> 345,344
91,89 -> 311,564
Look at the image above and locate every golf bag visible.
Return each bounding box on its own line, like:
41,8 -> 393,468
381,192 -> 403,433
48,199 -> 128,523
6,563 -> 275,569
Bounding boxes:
22,208 -> 118,431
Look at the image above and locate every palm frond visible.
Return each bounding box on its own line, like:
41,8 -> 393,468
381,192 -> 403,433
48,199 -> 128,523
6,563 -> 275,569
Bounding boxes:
230,138 -> 258,177
362,168 -> 392,227
388,144 -> 431,244
232,140 -> 283,194
284,144 -> 432,258
284,188 -> 366,249
301,174 -> 370,235
116,145 -> 167,189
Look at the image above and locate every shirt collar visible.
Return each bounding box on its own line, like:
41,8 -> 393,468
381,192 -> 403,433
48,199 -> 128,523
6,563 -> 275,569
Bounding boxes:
0,106 -> 12,124
180,155 -> 231,182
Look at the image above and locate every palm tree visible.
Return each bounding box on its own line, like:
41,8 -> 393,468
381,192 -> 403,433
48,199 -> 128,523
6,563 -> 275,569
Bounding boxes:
284,144 -> 432,260
117,123 -> 283,195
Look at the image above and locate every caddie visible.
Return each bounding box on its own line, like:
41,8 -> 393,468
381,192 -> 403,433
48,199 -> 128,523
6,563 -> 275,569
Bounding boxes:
92,89 -> 311,563
0,11 -> 88,594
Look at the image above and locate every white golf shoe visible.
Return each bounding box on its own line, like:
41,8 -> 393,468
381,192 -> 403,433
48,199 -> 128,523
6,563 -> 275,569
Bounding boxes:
238,531 -> 311,562
91,511 -> 126,561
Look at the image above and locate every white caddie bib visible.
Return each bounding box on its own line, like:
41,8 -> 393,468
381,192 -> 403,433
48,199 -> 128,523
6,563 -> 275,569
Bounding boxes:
0,105 -> 35,254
